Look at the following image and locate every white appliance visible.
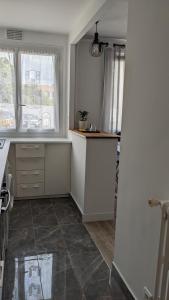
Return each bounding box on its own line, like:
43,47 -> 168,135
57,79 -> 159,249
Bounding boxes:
0,173 -> 14,299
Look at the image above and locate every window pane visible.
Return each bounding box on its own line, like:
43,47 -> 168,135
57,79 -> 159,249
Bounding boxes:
0,50 -> 16,130
20,53 -> 58,130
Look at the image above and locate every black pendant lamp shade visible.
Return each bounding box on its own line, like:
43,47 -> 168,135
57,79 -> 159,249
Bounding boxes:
90,21 -> 109,57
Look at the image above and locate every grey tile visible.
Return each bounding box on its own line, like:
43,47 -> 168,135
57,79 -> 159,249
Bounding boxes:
52,197 -> 72,205
8,227 -> 36,258
31,202 -> 58,227
37,252 -> 85,300
10,200 -> 33,229
84,260 -> 113,300
37,251 -> 71,274
110,265 -> 132,300
53,197 -> 82,225
51,288 -> 86,300
34,226 -> 67,254
3,256 -> 44,300
70,252 -> 104,288
30,198 -> 53,207
61,224 -> 100,256
5,198 -> 127,300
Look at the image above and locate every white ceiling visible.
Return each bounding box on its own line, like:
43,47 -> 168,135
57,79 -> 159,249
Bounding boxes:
88,0 -> 128,38
0,0 -> 92,34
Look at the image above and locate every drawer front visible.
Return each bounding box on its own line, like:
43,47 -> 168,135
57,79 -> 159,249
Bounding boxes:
16,158 -> 44,171
17,183 -> 44,197
16,170 -> 44,184
16,144 -> 45,158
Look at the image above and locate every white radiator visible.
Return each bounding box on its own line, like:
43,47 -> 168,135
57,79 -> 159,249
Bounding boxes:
148,198 -> 169,300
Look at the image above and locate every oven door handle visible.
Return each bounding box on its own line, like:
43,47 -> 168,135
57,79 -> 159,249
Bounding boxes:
1,189 -> 11,212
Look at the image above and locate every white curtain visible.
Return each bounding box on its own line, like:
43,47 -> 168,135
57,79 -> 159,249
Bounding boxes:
0,49 -> 16,130
20,51 -> 59,131
101,45 -> 125,133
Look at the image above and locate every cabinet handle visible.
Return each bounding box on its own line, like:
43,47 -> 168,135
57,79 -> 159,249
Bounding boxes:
35,145 -> 40,149
33,185 -> 40,189
21,145 -> 40,150
33,171 -> 40,175
22,171 -> 27,176
21,185 -> 28,189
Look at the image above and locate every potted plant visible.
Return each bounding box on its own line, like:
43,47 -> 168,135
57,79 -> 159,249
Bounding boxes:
78,110 -> 89,130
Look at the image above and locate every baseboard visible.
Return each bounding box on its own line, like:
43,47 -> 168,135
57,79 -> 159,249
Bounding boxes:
70,193 -> 114,222
82,212 -> 114,222
15,193 -> 70,200
70,192 -> 84,215
110,262 -> 137,300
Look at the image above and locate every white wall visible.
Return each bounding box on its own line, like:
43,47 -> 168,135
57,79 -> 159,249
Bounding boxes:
74,38 -> 126,129
75,39 -> 104,129
114,1 -> 169,299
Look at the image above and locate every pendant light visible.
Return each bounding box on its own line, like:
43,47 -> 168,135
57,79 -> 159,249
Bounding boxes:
90,21 -> 109,57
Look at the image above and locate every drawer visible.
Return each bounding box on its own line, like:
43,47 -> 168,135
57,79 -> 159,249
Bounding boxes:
16,170 -> 44,184
17,183 -> 44,197
16,144 -> 45,158
16,158 -> 44,171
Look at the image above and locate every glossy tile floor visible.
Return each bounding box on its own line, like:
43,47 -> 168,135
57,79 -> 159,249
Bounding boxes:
3,197 -> 128,300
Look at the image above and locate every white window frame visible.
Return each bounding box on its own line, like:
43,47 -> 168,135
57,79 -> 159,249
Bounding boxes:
0,45 -> 65,138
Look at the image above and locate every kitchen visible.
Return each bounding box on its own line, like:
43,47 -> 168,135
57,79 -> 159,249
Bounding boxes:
0,133 -> 119,299
0,0 -> 128,299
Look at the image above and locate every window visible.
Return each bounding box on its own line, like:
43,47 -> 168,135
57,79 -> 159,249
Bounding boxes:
0,49 -> 16,129
0,48 -> 59,134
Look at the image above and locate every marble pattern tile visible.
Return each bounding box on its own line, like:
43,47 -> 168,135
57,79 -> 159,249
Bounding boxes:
61,224 -> 99,256
31,202 -> 58,227
34,225 -> 67,254
9,200 -> 33,230
3,198 -> 130,300
84,260 -> 125,300
8,227 -> 36,258
52,197 -> 82,224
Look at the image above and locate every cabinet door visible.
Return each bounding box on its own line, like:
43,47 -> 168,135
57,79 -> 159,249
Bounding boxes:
45,144 -> 71,195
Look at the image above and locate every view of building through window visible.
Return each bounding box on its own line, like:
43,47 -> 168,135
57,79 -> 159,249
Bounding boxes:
21,52 -> 57,130
0,50 -> 16,129
0,50 -> 58,131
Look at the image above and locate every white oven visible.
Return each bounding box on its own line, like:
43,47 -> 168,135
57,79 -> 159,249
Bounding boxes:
0,173 -> 14,299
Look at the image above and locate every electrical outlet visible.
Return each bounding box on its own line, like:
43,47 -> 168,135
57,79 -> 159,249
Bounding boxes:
144,287 -> 153,300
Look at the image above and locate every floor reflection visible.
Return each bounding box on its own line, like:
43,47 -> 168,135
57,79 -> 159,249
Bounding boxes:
37,254 -> 53,300
3,198 -> 128,300
13,256 -> 44,300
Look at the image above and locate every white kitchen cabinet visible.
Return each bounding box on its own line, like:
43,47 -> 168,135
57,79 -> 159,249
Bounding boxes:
70,130 -> 118,222
45,144 -> 71,195
8,142 -> 71,198
16,143 -> 45,197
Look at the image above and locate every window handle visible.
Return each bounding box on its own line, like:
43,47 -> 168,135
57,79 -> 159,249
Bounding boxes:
18,104 -> 26,107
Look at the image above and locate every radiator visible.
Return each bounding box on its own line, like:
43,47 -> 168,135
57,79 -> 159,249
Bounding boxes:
148,198 -> 169,300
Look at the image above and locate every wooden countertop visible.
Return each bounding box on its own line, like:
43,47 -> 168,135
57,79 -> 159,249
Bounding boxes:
69,130 -> 119,139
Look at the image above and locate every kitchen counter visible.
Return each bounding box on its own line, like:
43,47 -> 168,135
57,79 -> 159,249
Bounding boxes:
69,129 -> 119,139
0,139 -> 10,188
70,130 -> 118,221
9,138 -> 72,143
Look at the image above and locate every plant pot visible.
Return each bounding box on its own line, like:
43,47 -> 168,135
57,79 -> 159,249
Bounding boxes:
79,120 -> 88,130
